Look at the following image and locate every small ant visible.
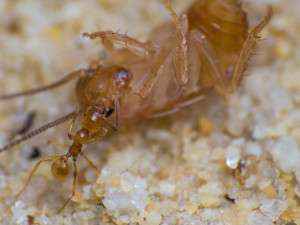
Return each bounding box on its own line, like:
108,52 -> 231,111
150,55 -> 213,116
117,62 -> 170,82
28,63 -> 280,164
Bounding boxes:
0,0 -> 272,212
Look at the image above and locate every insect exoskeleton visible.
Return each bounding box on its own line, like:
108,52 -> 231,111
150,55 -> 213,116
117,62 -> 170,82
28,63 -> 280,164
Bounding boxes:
0,0 -> 272,212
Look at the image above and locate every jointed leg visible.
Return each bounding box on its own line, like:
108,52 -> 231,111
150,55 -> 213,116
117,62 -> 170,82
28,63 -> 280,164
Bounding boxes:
67,108 -> 82,140
0,69 -> 86,101
100,119 -> 118,132
15,156 -> 60,200
230,7 -> 273,92
114,97 -> 120,129
136,46 -> 173,98
191,30 -> 229,97
164,0 -> 189,86
137,1 -> 190,98
83,31 -> 154,58
58,159 -> 78,213
81,152 -> 100,176
68,116 -> 77,140
151,93 -> 205,118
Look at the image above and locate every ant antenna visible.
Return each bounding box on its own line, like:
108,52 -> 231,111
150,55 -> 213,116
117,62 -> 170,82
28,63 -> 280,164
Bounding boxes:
0,111 -> 78,153
0,69 -> 85,100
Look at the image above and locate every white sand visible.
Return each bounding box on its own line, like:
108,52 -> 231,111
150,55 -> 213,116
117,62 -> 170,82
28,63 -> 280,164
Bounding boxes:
0,0 -> 299,224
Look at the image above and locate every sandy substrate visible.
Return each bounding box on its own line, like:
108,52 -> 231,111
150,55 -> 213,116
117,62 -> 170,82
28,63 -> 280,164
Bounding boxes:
0,0 -> 299,225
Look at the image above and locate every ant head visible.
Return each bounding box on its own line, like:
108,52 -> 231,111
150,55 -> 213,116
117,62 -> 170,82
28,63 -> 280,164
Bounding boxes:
51,156 -> 70,181
81,105 -> 114,132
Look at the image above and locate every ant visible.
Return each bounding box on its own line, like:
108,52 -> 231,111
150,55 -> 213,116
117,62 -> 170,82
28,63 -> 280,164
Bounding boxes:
0,0 -> 272,212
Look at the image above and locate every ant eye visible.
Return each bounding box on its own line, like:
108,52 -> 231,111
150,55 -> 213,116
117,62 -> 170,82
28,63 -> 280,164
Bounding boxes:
114,68 -> 132,88
105,108 -> 114,117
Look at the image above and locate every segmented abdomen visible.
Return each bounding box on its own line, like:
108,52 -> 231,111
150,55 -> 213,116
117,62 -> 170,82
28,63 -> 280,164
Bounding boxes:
188,0 -> 248,51
187,0 -> 249,87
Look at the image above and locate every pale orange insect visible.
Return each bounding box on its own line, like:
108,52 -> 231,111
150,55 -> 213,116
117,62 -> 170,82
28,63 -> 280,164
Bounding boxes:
0,0 -> 272,212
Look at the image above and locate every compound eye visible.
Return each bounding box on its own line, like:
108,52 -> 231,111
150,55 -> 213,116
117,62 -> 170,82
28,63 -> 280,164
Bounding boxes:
114,68 -> 132,88
88,105 -> 114,119
104,107 -> 114,118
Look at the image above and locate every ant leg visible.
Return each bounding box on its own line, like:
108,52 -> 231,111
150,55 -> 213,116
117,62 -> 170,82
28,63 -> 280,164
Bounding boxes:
81,152 -> 100,176
0,69 -> 86,101
99,119 -> 117,132
67,109 -> 81,139
114,98 -> 120,129
163,0 -> 189,86
230,7 -> 273,92
14,156 -> 59,200
83,31 -> 155,58
68,116 -> 77,140
58,159 -> 78,213
191,30 -> 229,97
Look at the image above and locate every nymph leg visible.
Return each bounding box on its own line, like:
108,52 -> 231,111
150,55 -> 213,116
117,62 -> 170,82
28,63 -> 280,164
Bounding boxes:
191,31 -> 228,97
0,69 -> 86,100
151,94 -> 205,118
83,31 -> 155,57
230,7 -> 273,92
163,0 -> 189,86
132,1 -> 190,98
136,46 -> 173,98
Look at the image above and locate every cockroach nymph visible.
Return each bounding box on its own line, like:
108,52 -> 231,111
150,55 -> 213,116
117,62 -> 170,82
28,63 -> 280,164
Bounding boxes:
0,0 -> 272,212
